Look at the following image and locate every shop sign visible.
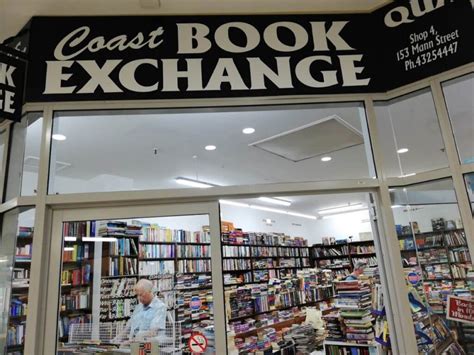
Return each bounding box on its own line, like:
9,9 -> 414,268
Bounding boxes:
190,296 -> 202,310
18,0 -> 473,102
0,51 -> 26,122
407,272 -> 420,285
446,295 -> 473,324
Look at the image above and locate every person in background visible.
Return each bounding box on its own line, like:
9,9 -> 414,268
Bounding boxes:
345,261 -> 367,281
115,278 -> 167,343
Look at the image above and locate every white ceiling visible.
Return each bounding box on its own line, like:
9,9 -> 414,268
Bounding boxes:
0,0 -> 390,42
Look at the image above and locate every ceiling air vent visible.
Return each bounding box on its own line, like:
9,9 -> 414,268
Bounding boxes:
249,115 -> 364,162
24,156 -> 71,172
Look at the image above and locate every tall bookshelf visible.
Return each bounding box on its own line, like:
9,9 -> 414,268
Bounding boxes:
311,240 -> 377,279
7,226 -> 34,354
398,228 -> 473,353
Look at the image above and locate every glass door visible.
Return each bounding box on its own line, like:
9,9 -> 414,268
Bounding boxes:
42,202 -> 224,355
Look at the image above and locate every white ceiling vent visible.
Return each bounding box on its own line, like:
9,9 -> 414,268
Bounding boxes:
24,156 -> 71,172
249,115 -> 364,162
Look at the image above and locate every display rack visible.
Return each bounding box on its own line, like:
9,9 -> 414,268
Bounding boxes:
7,226 -> 34,354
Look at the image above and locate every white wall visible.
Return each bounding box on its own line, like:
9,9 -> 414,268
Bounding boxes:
392,204 -> 462,233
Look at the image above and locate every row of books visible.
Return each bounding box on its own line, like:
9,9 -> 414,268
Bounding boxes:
12,267 -> 30,280
139,260 -> 174,275
15,244 -> 32,259
448,248 -> 471,263
139,244 -> 175,258
312,245 -> 349,257
58,314 -> 91,339
350,245 -> 375,254
100,277 -> 136,299
224,272 -> 253,285
61,289 -> 90,311
62,244 -> 91,262
221,230 -> 307,246
148,275 -> 174,293
110,238 -> 138,257
175,274 -> 212,289
141,225 -> 210,243
97,221 -> 127,236
100,297 -> 138,320
251,246 -> 278,257
418,249 -> 449,264
178,259 -> 211,273
223,258 -> 252,271
222,245 -> 250,257
61,264 -> 91,286
9,298 -> 27,317
176,244 -> 210,258
352,256 -> 377,267
6,322 -> 25,346
104,256 -> 137,277
63,221 -> 96,238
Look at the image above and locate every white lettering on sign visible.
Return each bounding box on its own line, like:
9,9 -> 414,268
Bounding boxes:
384,0 -> 454,28
54,26 -> 165,60
0,61 -> 18,115
0,63 -> 16,87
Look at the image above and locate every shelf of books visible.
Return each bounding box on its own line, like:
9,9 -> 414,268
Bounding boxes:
311,240 -> 377,280
59,219 -> 215,353
397,228 -> 473,353
6,226 -> 34,354
222,230 -> 336,353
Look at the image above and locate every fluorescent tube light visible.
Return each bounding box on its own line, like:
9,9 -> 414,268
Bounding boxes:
83,237 -> 117,242
287,212 -> 317,220
64,236 -> 77,242
64,247 -> 75,251
219,200 -> 250,207
397,148 -> 409,154
52,134 -> 67,141
322,209 -> 369,219
391,205 -> 403,209
318,203 -> 364,215
258,197 -> 291,207
175,177 -> 213,188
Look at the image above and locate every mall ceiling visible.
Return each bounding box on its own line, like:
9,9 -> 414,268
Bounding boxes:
0,0 -> 390,42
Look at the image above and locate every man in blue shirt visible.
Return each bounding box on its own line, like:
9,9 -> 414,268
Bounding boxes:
116,278 -> 167,342
345,261 -> 367,281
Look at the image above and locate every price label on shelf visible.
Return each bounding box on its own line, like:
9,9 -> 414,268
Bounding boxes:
188,333 -> 208,353
447,296 -> 473,324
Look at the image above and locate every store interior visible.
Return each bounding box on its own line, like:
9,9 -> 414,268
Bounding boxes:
4,188 -> 473,354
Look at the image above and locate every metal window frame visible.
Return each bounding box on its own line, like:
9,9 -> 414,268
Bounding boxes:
0,61 -> 469,355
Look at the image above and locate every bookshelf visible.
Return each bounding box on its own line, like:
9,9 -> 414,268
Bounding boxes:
311,240 -> 377,279
221,231 -> 311,286
7,226 -> 34,354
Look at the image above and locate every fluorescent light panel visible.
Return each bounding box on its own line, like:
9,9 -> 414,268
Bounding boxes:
318,203 -> 364,215
64,247 -> 75,251
258,197 -> 291,207
64,236 -> 77,242
175,177 -> 213,188
219,200 -> 317,220
83,237 -> 117,242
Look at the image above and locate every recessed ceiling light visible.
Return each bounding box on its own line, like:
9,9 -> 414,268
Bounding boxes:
397,148 -> 409,154
205,145 -> 216,151
175,177 -> 214,188
52,134 -> 67,141
321,156 -> 332,162
242,127 -> 255,134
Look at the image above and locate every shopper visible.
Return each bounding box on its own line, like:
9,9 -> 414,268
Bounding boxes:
345,261 -> 367,281
115,278 -> 167,342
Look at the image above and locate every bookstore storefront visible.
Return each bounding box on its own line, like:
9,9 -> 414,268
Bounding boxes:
0,1 -> 473,355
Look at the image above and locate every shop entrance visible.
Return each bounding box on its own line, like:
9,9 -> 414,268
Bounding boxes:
42,201 -> 226,354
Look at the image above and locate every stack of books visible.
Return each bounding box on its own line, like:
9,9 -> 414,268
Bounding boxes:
322,310 -> 343,341
335,280 -> 374,343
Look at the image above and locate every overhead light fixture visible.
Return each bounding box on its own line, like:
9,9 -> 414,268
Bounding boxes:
83,237 -> 117,242
258,197 -> 291,207
64,236 -> 77,242
321,156 -> 332,162
64,247 -> 75,251
398,173 -> 416,178
242,127 -> 255,134
219,200 -> 317,220
397,148 -> 409,154
205,145 -> 216,151
219,200 -> 250,207
318,203 -> 364,215
322,209 -> 369,219
52,134 -> 67,141
175,177 -> 214,188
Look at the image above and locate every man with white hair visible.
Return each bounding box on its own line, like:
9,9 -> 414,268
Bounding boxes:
116,278 -> 167,342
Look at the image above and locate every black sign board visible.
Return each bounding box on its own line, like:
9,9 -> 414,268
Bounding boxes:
0,50 -> 26,122
16,0 -> 473,103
